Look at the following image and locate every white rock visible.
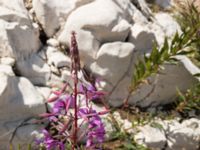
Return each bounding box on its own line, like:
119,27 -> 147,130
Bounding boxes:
131,4 -> 149,24
107,54 -> 198,107
134,124 -> 167,149
16,53 -> 51,86
155,0 -> 174,9
61,69 -> 71,82
0,0 -> 30,25
0,57 -> 15,66
0,73 -> 45,121
0,73 -> 45,148
35,86 -> 51,100
32,0 -> 94,37
156,118 -> 200,150
50,65 -> 60,75
132,0 -> 153,19
166,119 -> 200,150
0,0 -> 41,60
47,38 -> 60,47
47,51 -> 71,68
46,46 -> 58,57
58,0 -> 135,64
0,20 -> 40,60
0,64 -> 15,76
112,112 -> 135,134
175,55 -> 200,79
108,75 -> 133,107
149,22 -> 166,46
135,118 -> 200,150
128,23 -> 156,53
89,42 -> 136,107
90,42 -> 134,85
47,73 -> 64,87
155,12 -> 181,38
0,122 -> 44,149
129,57 -> 198,107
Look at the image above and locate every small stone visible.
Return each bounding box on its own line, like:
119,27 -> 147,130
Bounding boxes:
0,57 -> 15,66
35,86 -> 51,99
155,0 -> 174,9
134,124 -> 167,149
47,38 -> 60,47
0,64 -> 15,76
61,70 -> 71,82
50,65 -> 60,75
47,51 -> 71,68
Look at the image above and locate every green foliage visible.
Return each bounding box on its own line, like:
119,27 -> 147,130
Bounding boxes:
17,144 -> 21,150
104,130 -> 150,150
127,11 -> 200,104
103,112 -> 150,150
175,1 -> 200,33
176,83 -> 200,113
175,1 -> 200,67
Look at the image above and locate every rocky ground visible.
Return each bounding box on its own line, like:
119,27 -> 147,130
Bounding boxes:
0,0 -> 200,149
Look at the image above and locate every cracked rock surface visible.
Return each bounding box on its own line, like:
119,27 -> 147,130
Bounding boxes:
0,0 -> 199,149
135,118 -> 200,150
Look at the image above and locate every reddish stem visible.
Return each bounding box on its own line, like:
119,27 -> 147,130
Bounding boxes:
72,74 -> 78,150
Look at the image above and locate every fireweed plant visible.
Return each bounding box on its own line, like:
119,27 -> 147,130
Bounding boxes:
36,32 -> 109,150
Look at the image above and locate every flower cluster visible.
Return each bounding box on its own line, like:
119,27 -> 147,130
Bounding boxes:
36,32 -> 108,150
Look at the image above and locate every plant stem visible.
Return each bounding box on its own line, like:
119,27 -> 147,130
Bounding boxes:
73,80 -> 78,150
72,73 -> 78,150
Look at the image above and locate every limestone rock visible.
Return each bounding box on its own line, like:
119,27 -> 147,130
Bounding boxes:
0,64 -> 15,76
90,42 -> 134,85
154,12 -> 181,38
135,118 -> 200,150
0,0 -> 31,25
16,53 -> 51,86
47,38 -> 60,47
35,86 -> 51,100
135,124 -> 167,149
129,56 -> 199,107
89,42 -> 136,106
112,112 -> 135,134
0,57 -> 15,66
32,0 -> 94,37
47,49 -> 71,68
0,72 -> 45,149
131,0 -> 153,19
0,0 -> 40,60
0,73 -> 45,121
155,0 -> 174,9
58,0 -> 135,64
0,123 -> 44,150
128,23 -> 156,53
165,118 -> 200,150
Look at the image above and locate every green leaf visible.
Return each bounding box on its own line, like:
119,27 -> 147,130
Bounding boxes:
27,144 -> 31,150
170,32 -> 179,50
150,42 -> 159,64
160,37 -> 169,61
193,73 -> 200,77
177,50 -> 194,55
176,88 -> 186,101
18,144 -> 21,150
138,60 -> 145,78
9,144 -> 13,150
